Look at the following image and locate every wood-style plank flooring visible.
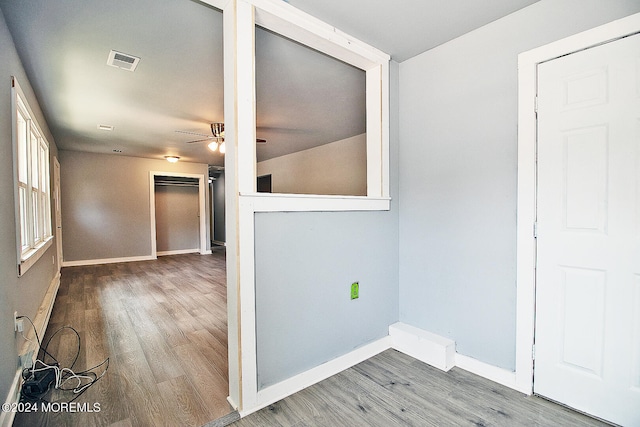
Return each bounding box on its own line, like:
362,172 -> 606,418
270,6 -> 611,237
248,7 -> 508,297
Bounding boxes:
231,349 -> 609,427
14,250 -> 231,427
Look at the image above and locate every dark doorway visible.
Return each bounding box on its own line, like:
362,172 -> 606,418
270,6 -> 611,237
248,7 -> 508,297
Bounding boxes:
257,174 -> 272,193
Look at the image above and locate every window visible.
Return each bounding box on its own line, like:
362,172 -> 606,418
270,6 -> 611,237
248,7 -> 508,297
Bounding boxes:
255,27 -> 367,197
12,77 -> 53,276
229,1 -> 390,212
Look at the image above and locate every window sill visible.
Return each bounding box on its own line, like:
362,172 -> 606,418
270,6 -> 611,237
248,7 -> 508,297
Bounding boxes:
19,236 -> 53,277
239,192 -> 391,212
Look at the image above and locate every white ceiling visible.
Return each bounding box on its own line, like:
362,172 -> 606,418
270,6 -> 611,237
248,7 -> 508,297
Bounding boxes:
0,0 -> 538,167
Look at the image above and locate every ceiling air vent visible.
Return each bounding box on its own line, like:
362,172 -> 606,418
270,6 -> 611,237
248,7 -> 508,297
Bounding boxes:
107,50 -> 140,72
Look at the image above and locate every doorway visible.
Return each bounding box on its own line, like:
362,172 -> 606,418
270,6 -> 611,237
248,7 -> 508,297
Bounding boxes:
534,32 -> 640,426
149,171 -> 208,257
516,13 -> 640,427
154,176 -> 201,256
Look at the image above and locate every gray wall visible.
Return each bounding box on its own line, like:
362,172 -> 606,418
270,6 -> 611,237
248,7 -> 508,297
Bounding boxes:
398,0 -> 640,370
60,150 -> 208,262
0,8 -> 60,403
154,184 -> 200,253
254,61 -> 400,389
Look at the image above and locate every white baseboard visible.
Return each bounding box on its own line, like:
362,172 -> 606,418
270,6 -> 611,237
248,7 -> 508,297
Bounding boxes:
62,255 -> 156,267
227,395 -> 239,411
237,324 -> 523,419
244,336 -> 392,417
390,322 -> 518,392
389,322 -> 455,371
4,272 -> 61,426
455,353 -> 518,391
0,369 -> 22,427
157,249 -> 199,256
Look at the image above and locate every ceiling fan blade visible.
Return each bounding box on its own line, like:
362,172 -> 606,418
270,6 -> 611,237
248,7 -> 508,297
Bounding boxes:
185,138 -> 213,144
175,130 -> 211,138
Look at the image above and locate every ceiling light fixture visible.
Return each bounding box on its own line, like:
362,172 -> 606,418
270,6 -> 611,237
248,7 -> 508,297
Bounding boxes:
207,140 -> 218,152
98,124 -> 114,131
219,141 -> 226,154
165,156 -> 180,163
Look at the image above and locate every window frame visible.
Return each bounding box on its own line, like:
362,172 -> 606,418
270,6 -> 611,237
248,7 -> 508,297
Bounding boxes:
217,0 -> 392,413
12,77 -> 53,276
235,0 -> 391,212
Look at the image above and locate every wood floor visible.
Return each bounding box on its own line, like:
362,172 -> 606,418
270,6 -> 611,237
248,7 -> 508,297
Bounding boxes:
14,250 -> 610,427
14,250 -> 232,427
231,349 -> 609,427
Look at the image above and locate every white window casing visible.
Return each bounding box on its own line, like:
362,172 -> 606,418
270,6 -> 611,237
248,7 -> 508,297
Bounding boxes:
12,77 -> 53,276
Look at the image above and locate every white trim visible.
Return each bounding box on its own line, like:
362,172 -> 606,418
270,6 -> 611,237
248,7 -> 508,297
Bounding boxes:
389,322 -> 455,371
390,323 -> 522,393
54,157 -> 62,272
4,272 -> 61,427
12,77 -> 53,277
149,171 -> 208,257
366,64 -> 384,197
516,12 -> 640,396
157,248 -> 200,256
239,322 -> 532,419
242,193 -> 391,212
249,0 -> 390,201
455,353 -> 520,393
0,369 -> 22,427
227,396 -> 239,411
33,271 -> 61,347
222,0 -> 392,414
18,236 -> 53,277
238,193 -> 259,410
243,336 -> 392,417
62,255 -> 156,267
251,0 -> 388,68
222,0 -> 242,409
197,0 -> 228,11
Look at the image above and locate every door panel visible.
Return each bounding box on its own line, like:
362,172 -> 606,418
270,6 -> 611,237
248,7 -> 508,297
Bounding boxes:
559,267 -> 605,376
563,126 -> 608,232
536,33 -> 640,426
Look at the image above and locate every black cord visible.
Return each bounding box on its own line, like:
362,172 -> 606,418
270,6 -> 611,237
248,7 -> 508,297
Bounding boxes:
18,320 -> 110,404
17,315 -> 58,365
41,325 -> 81,370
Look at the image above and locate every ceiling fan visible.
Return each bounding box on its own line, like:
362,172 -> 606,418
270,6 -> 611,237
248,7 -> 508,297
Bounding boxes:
176,123 -> 266,153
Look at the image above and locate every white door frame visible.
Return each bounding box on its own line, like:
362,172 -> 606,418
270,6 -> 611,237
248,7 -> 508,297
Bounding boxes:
515,12 -> 640,394
149,171 -> 209,258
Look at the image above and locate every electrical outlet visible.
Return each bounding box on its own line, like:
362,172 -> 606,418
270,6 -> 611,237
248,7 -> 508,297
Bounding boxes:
350,282 -> 359,300
14,311 -> 20,332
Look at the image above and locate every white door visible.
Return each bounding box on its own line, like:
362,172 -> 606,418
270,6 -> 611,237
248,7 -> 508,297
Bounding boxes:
54,157 -> 62,270
535,33 -> 640,426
